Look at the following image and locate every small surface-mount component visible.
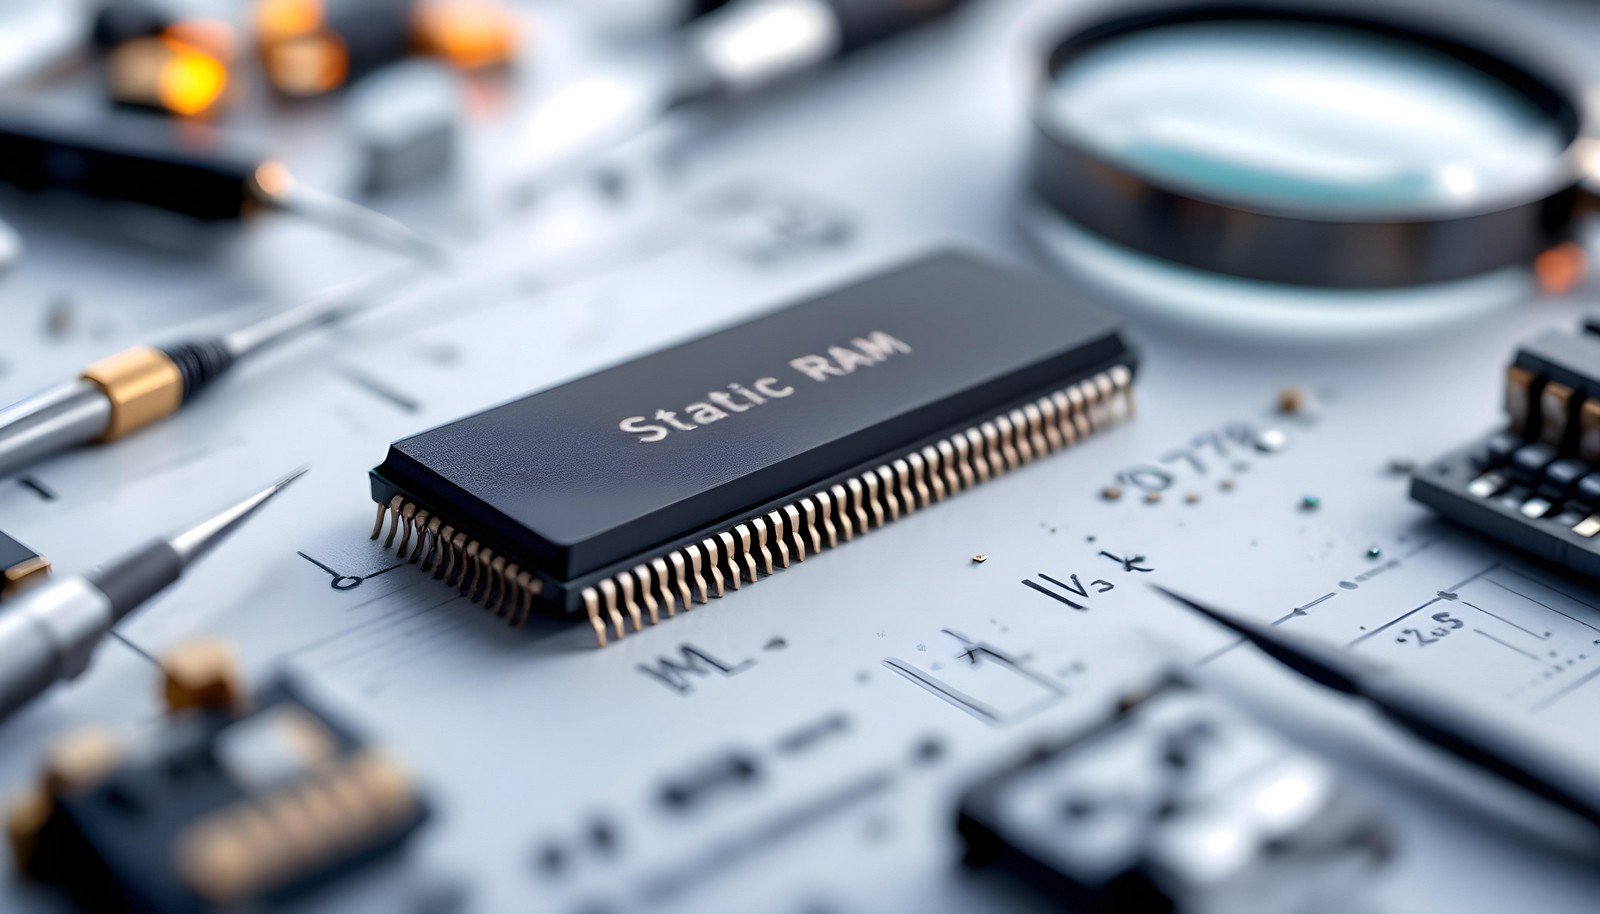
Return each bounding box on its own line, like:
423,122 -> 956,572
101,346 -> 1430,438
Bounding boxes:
370,251 -> 1137,646
412,0 -> 521,71
956,675 -> 1391,914
7,640 -> 430,913
1413,319 -> 1600,578
95,1 -> 237,118
105,35 -> 231,119
0,528 -> 49,598
347,61 -> 460,196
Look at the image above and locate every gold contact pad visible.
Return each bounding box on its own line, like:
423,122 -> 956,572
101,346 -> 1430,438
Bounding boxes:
1506,365 -> 1533,434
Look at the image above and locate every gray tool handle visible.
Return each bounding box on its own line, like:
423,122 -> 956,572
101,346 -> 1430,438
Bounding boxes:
0,578 -> 113,722
0,604 -> 61,720
1368,672 -> 1600,828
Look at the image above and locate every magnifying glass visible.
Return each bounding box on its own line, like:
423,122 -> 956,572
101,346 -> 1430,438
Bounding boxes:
1023,2 -> 1599,321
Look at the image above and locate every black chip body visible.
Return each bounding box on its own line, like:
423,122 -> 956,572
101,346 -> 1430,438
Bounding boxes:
30,676 -> 430,914
371,250 -> 1137,643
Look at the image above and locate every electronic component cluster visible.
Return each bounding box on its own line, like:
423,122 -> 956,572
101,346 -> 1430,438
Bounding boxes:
1414,319 -> 1600,578
8,641 -> 429,913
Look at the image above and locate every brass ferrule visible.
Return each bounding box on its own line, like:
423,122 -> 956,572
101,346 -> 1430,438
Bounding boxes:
80,347 -> 184,442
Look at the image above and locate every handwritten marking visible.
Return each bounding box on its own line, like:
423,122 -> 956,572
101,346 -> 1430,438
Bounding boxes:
297,551 -> 402,590
1471,628 -> 1542,663
16,476 -> 57,501
882,658 -> 1000,723
338,366 -> 420,413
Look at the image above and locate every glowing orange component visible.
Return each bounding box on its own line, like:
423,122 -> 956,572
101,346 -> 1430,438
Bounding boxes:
106,37 -> 229,118
255,0 -> 323,41
413,0 -> 520,70
1535,242 -> 1587,296
156,41 -> 229,117
262,29 -> 350,96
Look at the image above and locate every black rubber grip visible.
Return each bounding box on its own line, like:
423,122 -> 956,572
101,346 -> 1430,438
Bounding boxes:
821,0 -> 967,52
0,108 -> 259,220
86,540 -> 182,621
159,338 -> 235,401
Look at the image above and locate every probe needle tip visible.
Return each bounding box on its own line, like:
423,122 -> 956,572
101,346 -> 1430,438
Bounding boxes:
1150,584 -> 1367,694
167,466 -> 309,567
256,175 -> 451,268
273,464 -> 312,491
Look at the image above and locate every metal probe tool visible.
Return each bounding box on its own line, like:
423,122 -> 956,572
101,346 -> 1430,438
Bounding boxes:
506,0 -> 971,211
1153,585 -> 1600,835
0,107 -> 447,264
0,269 -> 411,479
0,468 -> 305,721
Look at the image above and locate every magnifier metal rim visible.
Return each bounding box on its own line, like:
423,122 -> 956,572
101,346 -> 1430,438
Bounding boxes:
1027,0 -> 1597,288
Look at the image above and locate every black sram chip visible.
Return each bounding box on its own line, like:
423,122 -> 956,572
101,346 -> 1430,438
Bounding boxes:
369,250 -> 1137,645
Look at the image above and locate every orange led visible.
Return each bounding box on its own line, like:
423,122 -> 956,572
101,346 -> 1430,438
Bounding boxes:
156,40 -> 229,117
1535,242 -> 1587,296
413,0 -> 520,70
106,37 -> 229,118
255,0 -> 323,42
262,28 -> 350,96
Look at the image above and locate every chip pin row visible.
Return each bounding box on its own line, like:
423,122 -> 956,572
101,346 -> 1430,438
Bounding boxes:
175,752 -> 417,905
370,496 -> 542,625
577,366 -> 1133,647
370,367 -> 1131,646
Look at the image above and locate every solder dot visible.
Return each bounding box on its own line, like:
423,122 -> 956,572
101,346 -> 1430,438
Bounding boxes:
1184,492 -> 1200,505
1219,479 -> 1236,492
1144,491 -> 1161,504
1101,485 -> 1123,501
1277,387 -> 1307,414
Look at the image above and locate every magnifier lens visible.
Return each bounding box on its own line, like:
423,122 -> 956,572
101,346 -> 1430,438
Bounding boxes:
1041,20 -> 1570,215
